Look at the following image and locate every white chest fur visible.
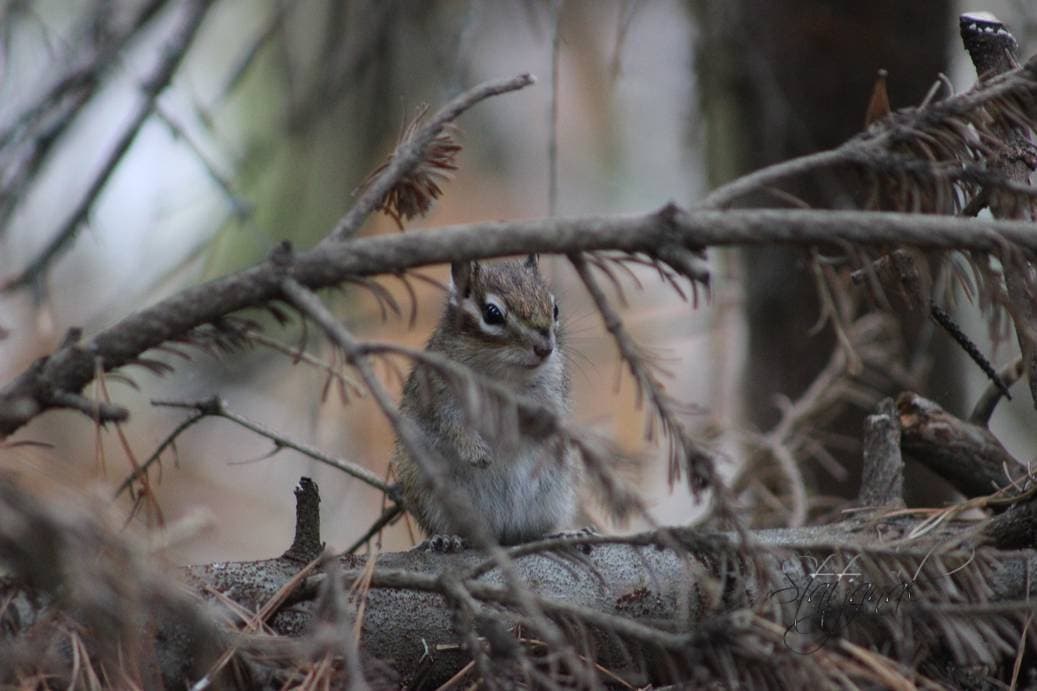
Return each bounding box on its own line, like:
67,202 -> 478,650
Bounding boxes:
452,435 -> 575,545
413,349 -> 574,544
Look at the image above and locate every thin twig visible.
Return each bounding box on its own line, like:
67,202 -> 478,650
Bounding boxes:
245,329 -> 365,399
548,1 -> 562,217
194,555 -> 322,689
112,409 -> 205,500
153,104 -> 251,220
211,0 -> 293,109
317,566 -> 694,651
930,302 -> 1011,400
134,395 -> 393,495
970,357 -> 1026,425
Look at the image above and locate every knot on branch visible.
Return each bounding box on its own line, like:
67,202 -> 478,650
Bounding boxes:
656,201 -> 705,249
195,395 -> 225,416
657,201 -> 681,226
269,240 -> 295,271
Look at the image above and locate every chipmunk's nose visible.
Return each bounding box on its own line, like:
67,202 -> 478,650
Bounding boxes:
533,330 -> 554,359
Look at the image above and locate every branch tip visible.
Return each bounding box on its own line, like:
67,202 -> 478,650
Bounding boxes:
858,397 -> 904,507
284,476 -> 323,562
58,327 -> 83,349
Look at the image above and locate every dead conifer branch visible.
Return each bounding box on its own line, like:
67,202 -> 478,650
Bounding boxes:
4,461 -> 1036,687
569,253 -> 715,496
0,475 -> 230,686
701,53 -> 1037,212
353,104 -> 462,230
327,72 -> 536,242
187,521 -> 1037,687
959,13 -> 1037,409
858,398 -> 905,508
243,330 -> 366,401
282,477 -> 323,563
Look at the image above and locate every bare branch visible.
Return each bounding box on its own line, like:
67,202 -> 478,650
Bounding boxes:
184,519 -> 1037,686
125,396 -> 394,497
6,207 -> 1037,437
2,0 -> 217,293
0,0 -> 171,232
548,2 -> 562,216
343,504 -> 404,555
49,390 -> 129,424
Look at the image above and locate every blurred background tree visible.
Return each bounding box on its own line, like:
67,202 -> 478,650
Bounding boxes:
694,1 -> 957,509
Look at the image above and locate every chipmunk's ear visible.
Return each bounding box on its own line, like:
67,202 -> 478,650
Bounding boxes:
525,254 -> 539,269
451,261 -> 478,298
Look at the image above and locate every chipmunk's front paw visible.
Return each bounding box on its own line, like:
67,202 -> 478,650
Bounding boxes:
417,534 -> 468,553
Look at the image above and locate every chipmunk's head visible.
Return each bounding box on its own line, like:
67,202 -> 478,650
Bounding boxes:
448,255 -> 561,373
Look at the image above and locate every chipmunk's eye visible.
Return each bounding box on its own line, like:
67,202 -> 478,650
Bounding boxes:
482,302 -> 505,326
553,303 -> 559,321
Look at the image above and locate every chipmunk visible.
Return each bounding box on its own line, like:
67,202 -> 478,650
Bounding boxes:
392,255 -> 577,547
